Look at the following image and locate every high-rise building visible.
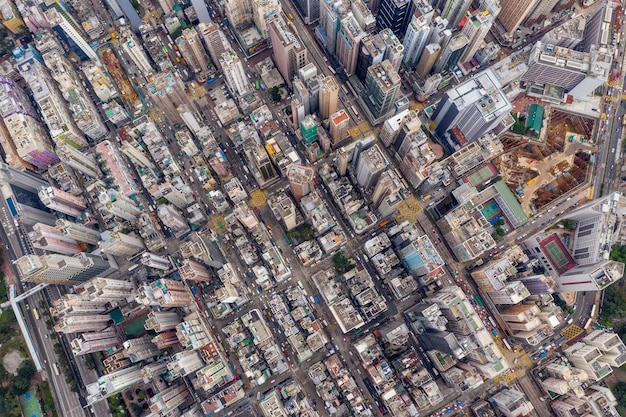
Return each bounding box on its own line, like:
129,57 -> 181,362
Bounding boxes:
75,277 -> 135,303
179,232 -> 225,268
151,332 -> 179,349
16,253 -> 112,284
458,11 -> 492,65
97,189 -> 142,222
319,0 -> 350,54
329,109 -> 350,145
522,41 -> 611,99
286,164 -> 315,200
146,72 -> 191,126
432,69 -> 512,142
56,142 -> 101,178
177,28 -> 211,83
198,22 -> 230,71
42,5 -> 98,61
99,231 -> 146,257
166,350 -> 205,380
152,278 -> 193,308
402,13 -> 432,67
564,330 -> 626,381
71,331 -> 123,356
433,33 -> 469,74
179,259 -> 212,281
489,389 -> 534,417
379,29 -> 405,72
85,365 -> 143,405
38,186 -> 86,218
252,0 -> 282,39
356,143 -> 388,188
144,311 -> 182,332
158,205 -> 190,236
16,47 -> 88,149
415,43 -> 441,78
294,0 -> 320,24
319,76 -> 339,119
417,73 -> 442,100
0,0 -> 24,34
352,0 -> 375,31
376,0 -> 415,39
56,219 -> 101,245
220,51 -> 251,96
123,335 -> 159,363
360,60 -> 401,121
55,314 -> 112,334
0,162 -> 56,226
37,33 -> 107,141
29,223 -> 81,255
440,0 -> 472,28
120,141 -> 154,169
148,385 -> 190,416
119,25 -> 153,77
355,34 -> 386,82
269,14 -> 308,86
0,75 -> 56,170
497,0 -> 538,38
336,15 -> 366,76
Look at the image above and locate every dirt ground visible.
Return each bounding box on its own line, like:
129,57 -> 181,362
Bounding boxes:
3,350 -> 24,373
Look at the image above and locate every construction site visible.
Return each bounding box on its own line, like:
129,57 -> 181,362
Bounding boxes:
98,45 -> 144,118
494,108 -> 595,214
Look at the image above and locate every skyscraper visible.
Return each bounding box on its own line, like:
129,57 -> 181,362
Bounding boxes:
75,277 -> 135,303
415,43 -> 441,78
198,22 -> 230,71
269,14 -> 308,86
56,219 -> 102,245
16,253 -> 112,284
319,76 -> 339,119
144,311 -> 182,332
177,28 -> 211,83
71,331 -> 123,356
356,34 -> 386,82
440,0 -> 472,28
329,109 -> 350,145
0,75 -> 56,170
119,25 -> 154,77
99,231 -> 146,257
146,72 -> 191,126
360,60 -> 401,121
42,5 -> 98,61
497,0 -> 538,38
220,51 -> 251,96
252,0 -> 282,39
402,13 -> 432,68
38,186 -> 86,218
86,365 -> 143,405
29,223 -> 80,255
379,28 -> 405,71
16,47 -> 88,149
376,0 -> 415,39
56,142 -> 101,178
433,33 -> 468,74
179,259 -> 212,281
286,164 -> 315,200
432,69 -> 512,142
294,0 -> 320,24
335,15 -> 366,76
356,143 -> 388,188
458,11 -> 492,65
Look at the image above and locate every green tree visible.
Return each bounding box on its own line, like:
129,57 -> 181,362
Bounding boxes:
13,360 -> 35,395
332,251 -> 355,274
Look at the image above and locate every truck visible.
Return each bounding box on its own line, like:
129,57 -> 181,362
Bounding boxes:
491,329 -> 498,337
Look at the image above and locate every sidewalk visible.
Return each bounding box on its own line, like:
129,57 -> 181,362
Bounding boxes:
0,244 -> 17,286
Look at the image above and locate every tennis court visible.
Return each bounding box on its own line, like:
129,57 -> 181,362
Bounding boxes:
539,233 -> 576,274
21,390 -> 43,417
465,163 -> 498,187
545,241 -> 568,268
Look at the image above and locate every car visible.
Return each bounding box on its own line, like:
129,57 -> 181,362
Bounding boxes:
44,334 -> 48,339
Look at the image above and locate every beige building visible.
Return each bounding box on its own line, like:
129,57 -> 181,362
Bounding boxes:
497,0 -> 538,37
319,76 -> 339,120
177,28 -> 211,82
269,14 -> 308,86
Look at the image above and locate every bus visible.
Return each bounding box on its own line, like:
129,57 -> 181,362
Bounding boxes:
590,305 -> 597,317
255,80 -> 260,90
350,105 -> 360,119
327,65 -> 336,75
502,338 -> 512,351
488,316 -> 496,328
341,85 -> 349,95
475,295 -> 484,307
622,114 -> 626,126
32,308 -> 40,321
53,362 -> 61,376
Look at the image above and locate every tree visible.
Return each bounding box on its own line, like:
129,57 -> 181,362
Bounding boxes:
332,251 -> 355,274
13,360 -> 36,395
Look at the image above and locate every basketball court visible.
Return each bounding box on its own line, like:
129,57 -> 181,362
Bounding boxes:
21,390 -> 42,417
